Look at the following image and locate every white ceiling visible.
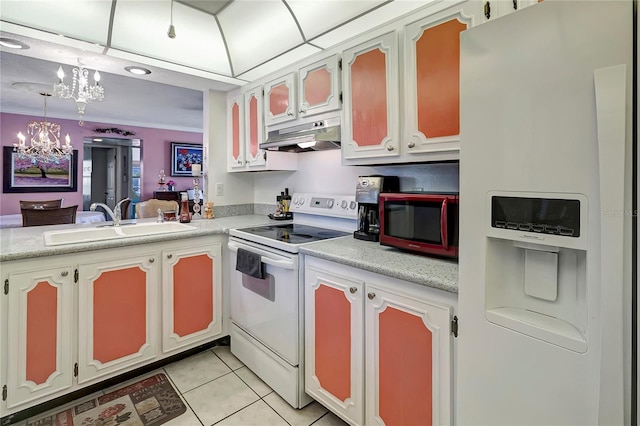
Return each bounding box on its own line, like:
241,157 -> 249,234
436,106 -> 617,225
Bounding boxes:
0,0 -> 435,131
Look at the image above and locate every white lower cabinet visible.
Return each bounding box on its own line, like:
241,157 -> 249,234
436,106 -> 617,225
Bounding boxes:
0,237 -> 223,418
304,256 -> 456,426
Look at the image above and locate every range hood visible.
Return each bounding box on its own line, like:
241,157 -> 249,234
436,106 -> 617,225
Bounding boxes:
261,116 -> 341,152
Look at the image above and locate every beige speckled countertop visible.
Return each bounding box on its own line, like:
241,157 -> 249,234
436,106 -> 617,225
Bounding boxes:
299,236 -> 458,293
1,216 -> 458,294
0,215 -> 284,262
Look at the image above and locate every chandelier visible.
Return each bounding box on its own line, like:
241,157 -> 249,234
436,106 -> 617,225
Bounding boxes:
53,60 -> 104,125
13,93 -> 72,162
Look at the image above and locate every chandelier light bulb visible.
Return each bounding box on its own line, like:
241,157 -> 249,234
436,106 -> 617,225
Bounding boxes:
94,70 -> 101,83
57,65 -> 65,81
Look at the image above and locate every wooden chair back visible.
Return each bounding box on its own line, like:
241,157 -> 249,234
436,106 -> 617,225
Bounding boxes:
19,199 -> 64,209
21,205 -> 78,227
119,199 -> 132,220
135,199 -> 179,219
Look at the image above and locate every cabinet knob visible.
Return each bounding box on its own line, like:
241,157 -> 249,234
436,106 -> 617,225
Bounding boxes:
408,142 -> 416,148
149,258 -> 155,263
167,254 -> 173,259
61,271 -> 69,277
287,111 -> 294,116
386,145 -> 395,151
367,292 -> 376,300
299,109 -> 306,114
484,1 -> 491,19
349,287 -> 357,294
513,0 -> 518,10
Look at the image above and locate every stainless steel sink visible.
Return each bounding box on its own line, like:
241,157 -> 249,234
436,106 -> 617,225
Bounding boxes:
43,222 -> 197,246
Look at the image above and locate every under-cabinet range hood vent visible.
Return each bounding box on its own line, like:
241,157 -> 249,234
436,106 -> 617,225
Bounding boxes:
261,116 -> 341,153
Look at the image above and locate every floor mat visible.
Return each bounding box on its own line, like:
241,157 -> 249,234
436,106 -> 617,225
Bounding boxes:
27,373 -> 186,426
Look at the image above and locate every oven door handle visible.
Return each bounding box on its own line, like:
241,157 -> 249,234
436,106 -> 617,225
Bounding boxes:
228,241 -> 296,270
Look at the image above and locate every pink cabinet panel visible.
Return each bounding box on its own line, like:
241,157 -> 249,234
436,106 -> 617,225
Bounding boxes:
314,283 -> 351,402
25,281 -> 58,385
172,254 -> 213,337
416,18 -> 466,139
378,306 -> 433,426
350,48 -> 388,148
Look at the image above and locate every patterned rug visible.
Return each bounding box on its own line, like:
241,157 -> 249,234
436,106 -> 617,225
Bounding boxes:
27,373 -> 186,426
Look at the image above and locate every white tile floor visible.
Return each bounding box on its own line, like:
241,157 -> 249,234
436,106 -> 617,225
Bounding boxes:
20,345 -> 349,426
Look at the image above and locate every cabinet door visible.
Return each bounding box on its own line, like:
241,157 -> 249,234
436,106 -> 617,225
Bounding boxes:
161,243 -> 222,354
298,54 -> 341,118
244,86 -> 267,167
227,92 -> 246,171
342,32 -> 399,160
404,8 -> 473,157
77,250 -> 159,384
365,284 -> 453,426
5,264 -> 74,410
305,264 -> 364,426
264,73 -> 297,126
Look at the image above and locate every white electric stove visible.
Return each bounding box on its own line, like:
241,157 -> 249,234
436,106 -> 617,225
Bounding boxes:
227,193 -> 357,408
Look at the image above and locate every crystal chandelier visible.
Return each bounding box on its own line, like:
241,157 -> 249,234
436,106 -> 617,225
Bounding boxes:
13,93 -> 72,162
53,60 -> 104,125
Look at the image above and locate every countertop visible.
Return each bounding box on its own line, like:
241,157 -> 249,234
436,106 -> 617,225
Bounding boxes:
299,236 -> 458,293
1,216 -> 458,294
0,215 -> 283,262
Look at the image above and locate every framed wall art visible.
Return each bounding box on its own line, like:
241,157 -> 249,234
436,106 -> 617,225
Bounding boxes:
170,142 -> 203,176
2,147 -> 78,193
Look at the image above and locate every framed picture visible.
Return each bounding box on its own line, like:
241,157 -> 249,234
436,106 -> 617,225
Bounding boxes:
2,147 -> 78,193
170,142 -> 203,176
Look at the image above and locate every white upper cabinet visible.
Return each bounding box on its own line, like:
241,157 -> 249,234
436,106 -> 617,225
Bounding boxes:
403,5 -> 476,160
227,91 -> 246,171
264,72 -> 298,126
298,54 -> 342,118
342,32 -> 400,161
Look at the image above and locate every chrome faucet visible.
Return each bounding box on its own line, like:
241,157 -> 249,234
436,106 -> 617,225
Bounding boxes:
90,198 -> 130,227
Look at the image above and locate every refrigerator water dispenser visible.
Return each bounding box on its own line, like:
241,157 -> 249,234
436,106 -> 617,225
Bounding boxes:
484,192 -> 589,352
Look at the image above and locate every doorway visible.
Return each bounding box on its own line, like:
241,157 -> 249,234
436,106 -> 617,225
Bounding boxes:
83,137 -> 141,218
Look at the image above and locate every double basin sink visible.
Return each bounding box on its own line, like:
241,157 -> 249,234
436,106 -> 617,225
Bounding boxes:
43,222 -> 197,246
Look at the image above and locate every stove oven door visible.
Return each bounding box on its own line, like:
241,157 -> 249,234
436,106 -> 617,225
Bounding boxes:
228,238 -> 300,365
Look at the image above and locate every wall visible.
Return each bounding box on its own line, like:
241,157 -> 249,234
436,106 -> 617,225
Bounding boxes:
0,112 -> 202,215
253,149 -> 459,205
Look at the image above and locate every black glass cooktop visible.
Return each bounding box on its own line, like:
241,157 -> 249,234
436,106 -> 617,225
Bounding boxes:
236,224 -> 349,245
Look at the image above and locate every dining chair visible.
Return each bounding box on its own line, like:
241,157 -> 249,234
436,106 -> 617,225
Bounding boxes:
19,199 -> 64,209
119,199 -> 132,220
21,205 -> 78,227
135,199 -> 179,219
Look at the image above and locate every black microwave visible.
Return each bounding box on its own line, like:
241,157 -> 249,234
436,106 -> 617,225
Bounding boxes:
379,192 -> 459,258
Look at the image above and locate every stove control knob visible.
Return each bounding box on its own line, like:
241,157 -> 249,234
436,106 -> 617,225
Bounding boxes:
349,201 -> 357,210
327,199 -> 334,207
293,197 -> 299,205
299,198 -> 305,205
341,200 -> 348,209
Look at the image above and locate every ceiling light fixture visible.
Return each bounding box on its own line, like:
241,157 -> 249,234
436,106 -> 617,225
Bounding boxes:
0,37 -> 29,49
53,60 -> 104,126
168,0 -> 176,39
14,93 -> 72,162
125,66 -> 152,75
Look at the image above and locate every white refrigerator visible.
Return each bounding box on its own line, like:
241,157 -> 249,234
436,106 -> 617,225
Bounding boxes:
458,1 -> 634,425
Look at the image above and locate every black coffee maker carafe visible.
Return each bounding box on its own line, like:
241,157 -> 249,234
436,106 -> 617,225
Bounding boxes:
353,175 -> 399,241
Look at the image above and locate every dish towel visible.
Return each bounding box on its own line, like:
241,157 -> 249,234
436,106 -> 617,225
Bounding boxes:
236,248 -> 265,279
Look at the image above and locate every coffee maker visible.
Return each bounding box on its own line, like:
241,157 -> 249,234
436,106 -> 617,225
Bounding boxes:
354,175 -> 399,241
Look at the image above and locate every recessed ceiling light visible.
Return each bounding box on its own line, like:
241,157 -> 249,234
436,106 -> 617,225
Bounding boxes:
125,66 -> 152,75
0,38 -> 29,49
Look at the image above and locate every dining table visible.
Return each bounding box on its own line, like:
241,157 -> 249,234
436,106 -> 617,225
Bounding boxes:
0,211 -> 106,229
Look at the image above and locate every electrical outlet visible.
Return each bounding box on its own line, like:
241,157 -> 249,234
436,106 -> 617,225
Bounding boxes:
215,183 -> 224,196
